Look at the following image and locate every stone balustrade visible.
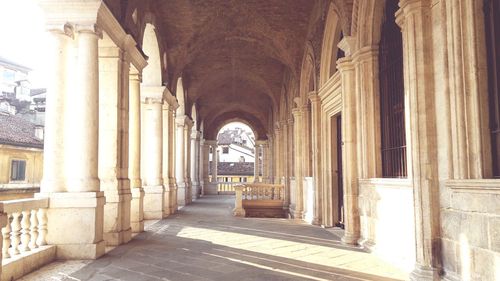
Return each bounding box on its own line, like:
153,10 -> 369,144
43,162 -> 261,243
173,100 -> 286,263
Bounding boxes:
216,176 -> 253,194
0,198 -> 55,281
233,183 -> 286,218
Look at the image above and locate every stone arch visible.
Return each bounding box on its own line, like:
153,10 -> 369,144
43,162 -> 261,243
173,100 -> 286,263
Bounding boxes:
299,42 -> 316,104
176,76 -> 186,116
204,111 -> 267,141
141,21 -> 162,86
354,0 -> 386,49
319,2 -> 344,86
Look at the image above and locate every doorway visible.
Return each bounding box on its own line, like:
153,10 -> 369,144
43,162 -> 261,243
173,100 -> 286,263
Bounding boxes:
330,114 -> 344,228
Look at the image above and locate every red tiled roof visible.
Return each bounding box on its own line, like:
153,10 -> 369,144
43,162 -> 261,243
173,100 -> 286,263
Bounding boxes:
210,161 -> 254,176
0,113 -> 43,148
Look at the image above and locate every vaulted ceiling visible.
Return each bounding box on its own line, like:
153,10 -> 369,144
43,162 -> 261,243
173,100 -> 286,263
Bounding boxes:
109,0 -> 322,139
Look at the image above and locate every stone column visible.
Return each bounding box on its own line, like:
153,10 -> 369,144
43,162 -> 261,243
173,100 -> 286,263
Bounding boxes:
267,134 -> 274,182
191,129 -> 201,200
261,141 -> 269,183
41,28 -> 71,193
211,143 -> 218,183
128,69 -> 144,233
98,46 -> 132,246
274,124 -> 282,183
162,103 -> 172,217
175,116 -> 187,207
397,1 -> 441,279
201,140 -> 211,194
337,36 -> 360,245
40,25 -> 106,259
184,120 -> 193,204
308,92 -> 322,225
354,47 -> 381,179
291,108 -> 303,219
141,89 -> 165,219
253,144 -> 260,182
169,108 -> 178,213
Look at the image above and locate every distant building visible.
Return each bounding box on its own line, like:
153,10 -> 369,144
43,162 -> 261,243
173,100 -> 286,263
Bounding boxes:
0,57 -> 44,199
217,127 -> 255,163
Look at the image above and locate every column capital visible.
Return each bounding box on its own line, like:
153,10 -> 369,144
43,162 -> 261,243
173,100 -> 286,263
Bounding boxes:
204,140 -> 217,146
337,57 -> 355,72
352,45 -> 378,63
175,115 -> 191,126
129,71 -> 142,82
255,140 -> 267,146
191,130 -> 201,139
141,85 -> 166,103
308,92 -> 321,104
47,23 -> 75,38
291,107 -> 302,118
337,36 -> 356,56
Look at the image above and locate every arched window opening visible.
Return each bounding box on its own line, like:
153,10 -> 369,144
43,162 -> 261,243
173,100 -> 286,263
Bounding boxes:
485,0 -> 500,178
379,0 -> 407,178
336,32 -> 345,62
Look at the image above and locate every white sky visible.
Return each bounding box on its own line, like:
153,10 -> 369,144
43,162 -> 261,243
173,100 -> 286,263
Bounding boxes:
0,0 -> 49,88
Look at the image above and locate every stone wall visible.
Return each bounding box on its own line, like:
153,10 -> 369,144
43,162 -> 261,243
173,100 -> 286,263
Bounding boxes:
440,182 -> 500,281
358,179 -> 416,272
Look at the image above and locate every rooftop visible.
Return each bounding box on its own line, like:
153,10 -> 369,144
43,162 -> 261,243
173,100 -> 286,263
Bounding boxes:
0,113 -> 43,149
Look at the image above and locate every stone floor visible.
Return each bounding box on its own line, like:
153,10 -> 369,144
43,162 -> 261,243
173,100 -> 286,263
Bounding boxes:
20,196 -> 408,281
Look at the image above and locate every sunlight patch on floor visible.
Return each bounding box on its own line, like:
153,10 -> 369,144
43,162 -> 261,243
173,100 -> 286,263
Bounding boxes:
176,226 -> 408,280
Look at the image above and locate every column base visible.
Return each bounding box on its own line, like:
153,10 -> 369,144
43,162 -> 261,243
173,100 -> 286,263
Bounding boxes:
312,216 -> 321,225
192,182 -> 200,201
102,188 -> 132,246
177,182 -> 186,207
35,191 -> 106,260
186,180 -> 192,204
289,208 -> 304,220
169,182 -> 178,214
103,228 -> 132,247
204,183 -> 218,195
409,265 -> 442,281
130,187 -> 144,233
143,185 -> 164,219
341,232 -> 360,246
233,207 -> 246,217
358,237 -> 376,252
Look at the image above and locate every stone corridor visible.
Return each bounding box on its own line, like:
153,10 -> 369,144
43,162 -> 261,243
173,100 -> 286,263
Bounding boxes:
21,196 -> 407,281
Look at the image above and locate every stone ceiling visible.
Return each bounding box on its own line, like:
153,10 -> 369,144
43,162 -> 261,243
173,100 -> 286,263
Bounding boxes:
154,0 -> 317,138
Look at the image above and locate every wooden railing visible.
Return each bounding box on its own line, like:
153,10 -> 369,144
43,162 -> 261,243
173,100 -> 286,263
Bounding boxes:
233,183 -> 285,217
1,198 -> 49,259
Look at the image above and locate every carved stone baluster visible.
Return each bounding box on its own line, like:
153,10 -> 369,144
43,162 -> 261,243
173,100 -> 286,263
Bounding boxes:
30,209 -> 39,249
2,215 -> 11,259
20,210 -> 31,252
37,208 -> 47,246
10,212 -> 21,255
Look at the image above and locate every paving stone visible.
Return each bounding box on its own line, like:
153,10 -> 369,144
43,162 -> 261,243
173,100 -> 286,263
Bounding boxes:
21,196 -> 408,281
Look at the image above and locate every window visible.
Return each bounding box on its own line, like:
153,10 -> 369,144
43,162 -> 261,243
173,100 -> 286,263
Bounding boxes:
379,0 -> 407,178
10,160 -> 26,181
485,0 -> 500,178
222,147 -> 229,154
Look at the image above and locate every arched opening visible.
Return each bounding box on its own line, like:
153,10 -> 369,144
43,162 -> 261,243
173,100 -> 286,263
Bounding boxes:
378,0 -> 407,178
213,122 -> 257,194
485,0 -> 500,178
319,3 -> 344,86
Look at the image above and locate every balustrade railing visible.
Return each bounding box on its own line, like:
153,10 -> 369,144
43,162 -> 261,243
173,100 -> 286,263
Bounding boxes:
1,198 -> 49,260
241,183 -> 284,200
233,183 -> 285,217
216,176 -> 251,193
